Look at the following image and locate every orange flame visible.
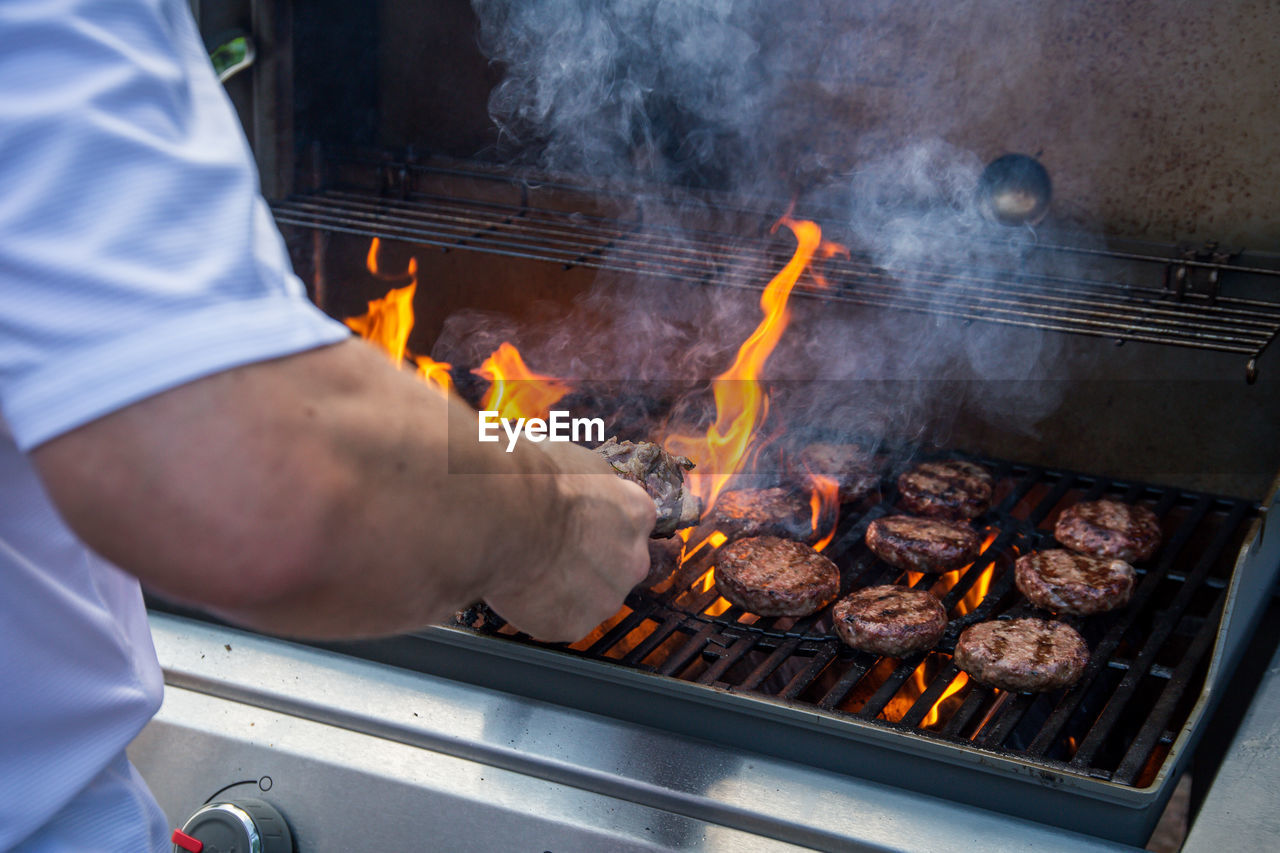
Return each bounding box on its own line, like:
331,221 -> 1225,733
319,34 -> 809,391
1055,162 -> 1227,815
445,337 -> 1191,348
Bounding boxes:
705,596 -> 733,617
692,563 -> 733,616
909,531 -> 1000,606
808,474 -> 840,552
953,531 -> 1001,616
665,216 -> 842,514
344,238 -> 419,366
682,530 -> 729,567
414,355 -> 453,394
345,238 -> 454,394
923,672 -> 969,727
891,663 -> 970,727
473,342 -> 572,421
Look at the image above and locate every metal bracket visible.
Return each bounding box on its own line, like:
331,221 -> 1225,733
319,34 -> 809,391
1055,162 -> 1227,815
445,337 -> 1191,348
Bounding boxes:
1164,241 -> 1238,303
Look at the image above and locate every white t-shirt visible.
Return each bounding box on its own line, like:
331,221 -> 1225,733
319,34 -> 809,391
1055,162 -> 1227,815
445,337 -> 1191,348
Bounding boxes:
0,1 -> 349,849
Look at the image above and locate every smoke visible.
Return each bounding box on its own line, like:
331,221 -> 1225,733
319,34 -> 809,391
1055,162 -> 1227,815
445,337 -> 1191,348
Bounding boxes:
473,0 -> 771,189
460,0 -> 1081,453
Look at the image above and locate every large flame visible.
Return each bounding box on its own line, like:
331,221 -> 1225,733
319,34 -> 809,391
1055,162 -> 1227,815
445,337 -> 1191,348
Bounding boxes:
344,238 -> 419,366
473,341 -> 572,421
665,216 -> 840,515
345,238 -> 453,394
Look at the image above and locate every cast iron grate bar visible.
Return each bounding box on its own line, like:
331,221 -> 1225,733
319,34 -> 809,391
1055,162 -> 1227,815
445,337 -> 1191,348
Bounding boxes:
898,663 -> 966,729
941,686 -> 995,738
585,606 -> 656,658
697,634 -> 759,685
781,645 -> 839,700
656,620 -> 721,677
1113,592 -> 1227,785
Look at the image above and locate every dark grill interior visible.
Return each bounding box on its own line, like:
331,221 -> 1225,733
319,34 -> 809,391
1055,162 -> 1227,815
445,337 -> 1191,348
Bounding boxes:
454,455 -> 1258,789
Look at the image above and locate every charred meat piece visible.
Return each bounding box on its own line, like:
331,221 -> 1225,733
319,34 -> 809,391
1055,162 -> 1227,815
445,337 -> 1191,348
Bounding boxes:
794,442 -> 881,502
713,536 -> 840,617
954,618 -> 1090,692
1054,500 -> 1162,562
711,487 -> 811,541
865,515 -> 982,573
1015,549 -> 1136,615
595,436 -> 702,538
832,586 -> 947,657
896,460 -> 994,520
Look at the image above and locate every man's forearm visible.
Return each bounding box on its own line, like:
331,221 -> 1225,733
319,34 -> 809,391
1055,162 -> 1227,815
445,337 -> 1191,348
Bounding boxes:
31,339 -> 594,638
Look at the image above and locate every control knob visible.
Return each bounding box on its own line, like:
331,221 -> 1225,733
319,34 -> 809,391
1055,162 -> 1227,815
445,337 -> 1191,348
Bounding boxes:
171,797 -> 294,853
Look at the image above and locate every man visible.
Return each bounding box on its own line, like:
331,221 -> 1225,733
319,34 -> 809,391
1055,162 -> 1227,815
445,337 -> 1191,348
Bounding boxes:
0,1 -> 654,850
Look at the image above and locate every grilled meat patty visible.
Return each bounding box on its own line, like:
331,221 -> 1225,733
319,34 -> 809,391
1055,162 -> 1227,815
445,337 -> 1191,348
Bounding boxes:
954,618 -> 1090,692
713,536 -> 840,617
1054,500 -> 1162,562
795,442 -> 880,502
896,460 -> 994,520
595,436 -> 703,538
832,586 -> 947,656
711,487 -> 811,541
865,515 -> 982,573
1015,549 -> 1136,615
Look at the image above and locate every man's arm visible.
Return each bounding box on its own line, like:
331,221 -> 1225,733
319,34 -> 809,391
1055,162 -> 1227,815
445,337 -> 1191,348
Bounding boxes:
30,338 -> 655,642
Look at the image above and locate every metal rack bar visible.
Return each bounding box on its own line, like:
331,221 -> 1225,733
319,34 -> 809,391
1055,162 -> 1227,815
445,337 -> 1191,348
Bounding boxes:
272,189 -> 1280,364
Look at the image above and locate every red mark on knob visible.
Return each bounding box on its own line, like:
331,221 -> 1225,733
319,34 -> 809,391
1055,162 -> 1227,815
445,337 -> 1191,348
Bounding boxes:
171,828 -> 204,852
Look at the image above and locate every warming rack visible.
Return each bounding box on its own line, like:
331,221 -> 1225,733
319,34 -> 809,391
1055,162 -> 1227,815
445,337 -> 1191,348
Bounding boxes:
270,164 -> 1280,380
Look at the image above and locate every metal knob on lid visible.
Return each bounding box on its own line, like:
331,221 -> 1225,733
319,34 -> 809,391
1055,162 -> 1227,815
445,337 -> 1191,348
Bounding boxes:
977,153 -> 1053,226
173,797 -> 293,853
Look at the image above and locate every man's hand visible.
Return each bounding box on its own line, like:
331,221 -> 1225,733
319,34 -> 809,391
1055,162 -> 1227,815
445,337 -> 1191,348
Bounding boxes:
33,338 -> 658,642
483,441 -> 655,642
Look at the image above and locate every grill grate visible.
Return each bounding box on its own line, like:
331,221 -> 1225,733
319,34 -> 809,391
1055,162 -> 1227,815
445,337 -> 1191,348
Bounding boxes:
454,455 -> 1259,788
271,165 -> 1280,377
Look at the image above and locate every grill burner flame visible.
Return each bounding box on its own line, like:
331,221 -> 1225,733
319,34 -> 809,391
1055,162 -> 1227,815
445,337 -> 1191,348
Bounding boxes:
473,342 -> 572,421
664,216 -> 844,517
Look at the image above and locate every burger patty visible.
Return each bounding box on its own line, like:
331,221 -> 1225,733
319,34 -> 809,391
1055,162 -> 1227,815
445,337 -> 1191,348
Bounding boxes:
713,536 -> 841,617
897,460 -> 994,520
865,515 -> 982,573
711,487 -> 811,541
954,618 -> 1090,692
1054,500 -> 1162,562
795,442 -> 880,502
1015,549 -> 1136,615
832,586 -> 948,657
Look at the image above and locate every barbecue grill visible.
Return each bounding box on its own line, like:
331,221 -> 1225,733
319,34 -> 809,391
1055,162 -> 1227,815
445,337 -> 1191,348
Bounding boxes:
132,2 -> 1280,850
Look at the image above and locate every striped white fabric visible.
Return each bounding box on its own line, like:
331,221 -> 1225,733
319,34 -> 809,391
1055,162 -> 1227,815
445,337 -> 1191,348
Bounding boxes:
0,1 -> 349,849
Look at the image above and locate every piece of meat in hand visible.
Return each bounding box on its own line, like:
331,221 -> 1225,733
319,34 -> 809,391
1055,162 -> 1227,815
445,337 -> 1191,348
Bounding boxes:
595,436 -> 703,538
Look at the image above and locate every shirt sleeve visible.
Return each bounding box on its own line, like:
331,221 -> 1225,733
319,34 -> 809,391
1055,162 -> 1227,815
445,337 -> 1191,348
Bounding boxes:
0,0 -> 350,452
